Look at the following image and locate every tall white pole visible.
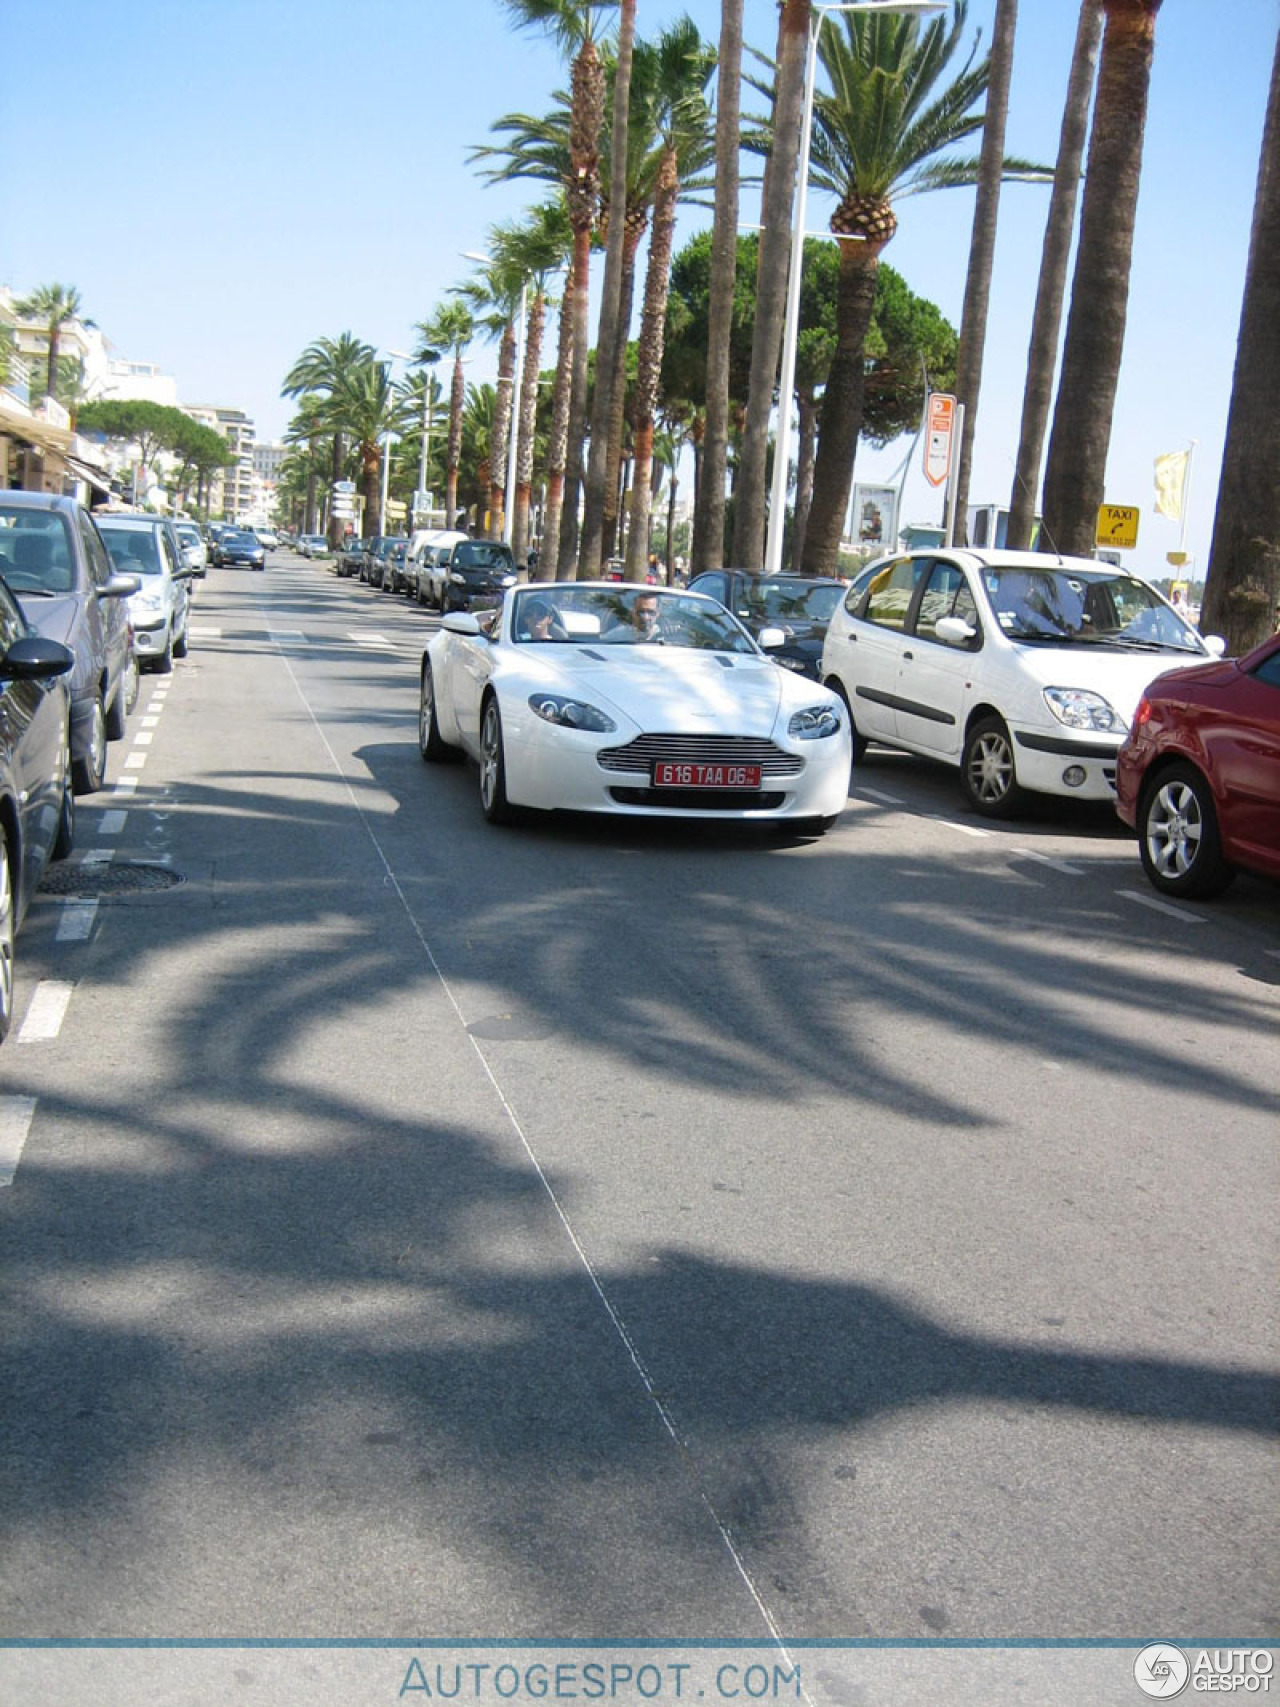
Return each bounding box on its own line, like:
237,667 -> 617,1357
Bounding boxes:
379,434 -> 391,534
764,12 -> 823,578
944,403 -> 966,547
1179,437 -> 1198,556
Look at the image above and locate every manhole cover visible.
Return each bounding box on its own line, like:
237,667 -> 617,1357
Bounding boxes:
39,860 -> 185,897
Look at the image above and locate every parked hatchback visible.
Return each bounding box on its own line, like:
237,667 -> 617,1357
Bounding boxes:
688,570 -> 845,681
425,540 -> 519,613
0,492 -> 138,793
1115,631 -> 1280,898
821,548 -> 1223,817
95,514 -> 193,674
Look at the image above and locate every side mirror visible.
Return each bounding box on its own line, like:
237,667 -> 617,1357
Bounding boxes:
442,612 -> 481,637
102,573 -> 141,599
1204,634 -> 1227,657
757,625 -> 787,650
1,635 -> 74,680
935,615 -> 978,648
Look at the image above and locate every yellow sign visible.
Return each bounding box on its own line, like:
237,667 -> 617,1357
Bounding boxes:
1096,504 -> 1139,550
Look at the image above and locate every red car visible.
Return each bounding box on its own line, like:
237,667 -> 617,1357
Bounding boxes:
1115,632 -> 1280,898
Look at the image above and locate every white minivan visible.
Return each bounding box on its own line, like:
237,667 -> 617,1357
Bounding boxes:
820,548 -> 1223,816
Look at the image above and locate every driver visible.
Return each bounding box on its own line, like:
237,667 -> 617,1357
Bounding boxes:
604,591 -> 666,643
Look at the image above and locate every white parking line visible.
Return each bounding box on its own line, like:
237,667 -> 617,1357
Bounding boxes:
55,900 -> 98,942
857,787 -> 905,806
0,1096 -> 37,1187
1118,888 -> 1206,923
18,981 -> 74,1042
1015,848 -> 1084,877
189,625 -> 222,638
353,633 -> 394,648
123,752 -> 147,769
113,776 -> 139,794
132,732 -> 154,747
931,817 -> 991,839
98,811 -> 127,836
77,847 -> 113,864
141,715 -> 160,729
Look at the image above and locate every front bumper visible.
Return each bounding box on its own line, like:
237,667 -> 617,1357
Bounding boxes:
1012,727 -> 1124,799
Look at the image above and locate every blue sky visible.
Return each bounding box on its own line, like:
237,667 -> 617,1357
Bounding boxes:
3,0 -> 1276,579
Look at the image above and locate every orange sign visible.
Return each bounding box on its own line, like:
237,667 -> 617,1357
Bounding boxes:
923,393 -> 956,488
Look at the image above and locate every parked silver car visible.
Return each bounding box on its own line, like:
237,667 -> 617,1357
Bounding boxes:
95,514 -> 194,674
0,492 -> 137,793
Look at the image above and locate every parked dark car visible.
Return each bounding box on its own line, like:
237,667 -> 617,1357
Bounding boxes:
0,492 -> 138,792
687,569 -> 845,681
422,540 -> 519,613
214,528 -> 266,570
1115,631 -> 1280,899
0,575 -> 77,1039
335,538 -> 365,577
358,536 -> 406,587
375,537 -> 410,593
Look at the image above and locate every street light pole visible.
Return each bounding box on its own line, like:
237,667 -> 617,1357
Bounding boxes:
763,0 -> 947,577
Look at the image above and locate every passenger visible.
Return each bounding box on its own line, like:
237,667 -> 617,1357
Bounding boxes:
604,591 -> 666,643
520,595 -> 566,641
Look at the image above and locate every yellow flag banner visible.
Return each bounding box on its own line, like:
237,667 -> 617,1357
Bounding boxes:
1154,451 -> 1189,521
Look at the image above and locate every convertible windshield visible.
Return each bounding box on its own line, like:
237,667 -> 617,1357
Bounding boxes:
512,586 -> 758,654
982,565 -> 1203,651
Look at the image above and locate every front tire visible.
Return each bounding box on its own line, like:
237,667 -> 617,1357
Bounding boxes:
173,616 -> 189,659
153,634 -> 174,675
0,822 -> 13,1044
52,769 -> 76,861
72,696 -> 108,794
418,664 -> 454,762
962,714 -> 1025,818
479,696 -> 517,824
1138,761 -> 1234,899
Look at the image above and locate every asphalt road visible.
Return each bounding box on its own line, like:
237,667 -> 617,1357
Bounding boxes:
1,553 -> 1276,1661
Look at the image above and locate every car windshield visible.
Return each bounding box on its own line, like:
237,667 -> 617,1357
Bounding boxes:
98,525 -> 162,575
224,531 -> 255,545
456,543 -> 514,570
0,510 -> 76,592
176,526 -> 200,547
981,565 -> 1203,651
738,578 -> 842,627
511,587 -> 758,654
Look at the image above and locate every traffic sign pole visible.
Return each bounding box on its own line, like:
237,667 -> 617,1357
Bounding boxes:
944,403 -> 966,547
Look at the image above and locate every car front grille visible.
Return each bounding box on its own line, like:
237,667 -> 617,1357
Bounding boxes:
595,735 -> 803,776
608,788 -> 788,811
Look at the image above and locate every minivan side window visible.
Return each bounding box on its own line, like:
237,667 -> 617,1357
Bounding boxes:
864,558 -> 926,631
914,561 -> 980,645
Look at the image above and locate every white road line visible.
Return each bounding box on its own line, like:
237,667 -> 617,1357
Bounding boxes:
18,981 -> 75,1042
353,633 -> 394,648
1118,887 -> 1207,923
1015,847 -> 1084,876
932,817 -> 991,839
141,715 -> 160,729
0,1096 -> 37,1187
857,787 -> 905,806
123,752 -> 147,770
77,847 -> 113,864
132,732 -> 154,747
270,629 -> 304,640
113,776 -> 139,794
55,900 -> 97,942
189,625 -> 222,638
98,810 -> 127,836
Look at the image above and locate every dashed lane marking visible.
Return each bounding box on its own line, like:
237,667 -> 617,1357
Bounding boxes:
1118,888 -> 1206,923
112,776 -> 139,795
98,811 -> 127,836
1015,848 -> 1084,877
123,753 -> 147,770
55,901 -> 97,942
0,1096 -> 37,1187
857,787 -> 906,806
133,732 -> 154,747
189,626 -> 222,638
18,981 -> 74,1043
930,816 -> 991,839
352,633 -> 395,649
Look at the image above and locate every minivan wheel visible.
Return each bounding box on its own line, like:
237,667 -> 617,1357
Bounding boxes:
1138,761 -> 1234,899
962,714 -> 1024,818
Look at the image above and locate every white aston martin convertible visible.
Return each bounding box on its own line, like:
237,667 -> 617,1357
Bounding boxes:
418,582 -> 852,833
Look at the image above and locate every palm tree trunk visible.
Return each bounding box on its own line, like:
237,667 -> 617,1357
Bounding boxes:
602,227 -> 645,558
1007,0 -> 1103,550
488,321 -> 517,539
666,465 -> 679,579
579,0 -> 637,579
791,389 -> 819,568
447,353 -> 465,529
1201,24 -> 1280,653
951,0 -> 1020,545
328,433 -> 345,546
542,280 -> 576,580
626,148 -> 680,581
362,444 -> 383,539
45,321 -> 61,400
692,0 -> 744,574
557,222 -> 595,575
1040,0 -> 1163,558
800,238 -> 882,576
512,290 -> 546,569
731,0 -> 811,570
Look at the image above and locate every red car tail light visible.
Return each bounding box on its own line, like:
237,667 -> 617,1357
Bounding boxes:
1132,696 -> 1154,728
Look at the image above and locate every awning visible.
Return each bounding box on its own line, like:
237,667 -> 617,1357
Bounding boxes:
59,453 -> 115,493
0,398 -> 74,455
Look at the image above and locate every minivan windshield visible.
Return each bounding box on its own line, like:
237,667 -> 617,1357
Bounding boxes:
981,565 -> 1203,652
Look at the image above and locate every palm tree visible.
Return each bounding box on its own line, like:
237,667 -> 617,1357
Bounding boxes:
951,0 -> 1020,542
1039,0 -> 1164,558
282,332 -> 376,544
283,396 -> 334,532
14,282 -> 86,400
455,258 -> 523,539
1006,0 -> 1103,549
1200,23 -> 1280,654
496,1 -> 616,570
798,1 -> 1043,575
693,0 -> 744,574
623,17 -> 719,580
329,362 -> 412,539
416,302 -> 475,528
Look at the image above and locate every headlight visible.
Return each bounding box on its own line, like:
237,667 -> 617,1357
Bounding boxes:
1043,687 -> 1127,732
774,654 -> 807,672
788,704 -> 841,740
450,571 -> 467,584
528,693 -> 617,733
501,574 -> 517,587
131,592 -> 165,614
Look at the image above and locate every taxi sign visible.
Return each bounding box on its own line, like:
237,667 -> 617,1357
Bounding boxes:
923,393 -> 956,488
1096,504 -> 1139,550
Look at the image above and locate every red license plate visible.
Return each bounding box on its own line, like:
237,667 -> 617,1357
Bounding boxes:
653,761 -> 763,789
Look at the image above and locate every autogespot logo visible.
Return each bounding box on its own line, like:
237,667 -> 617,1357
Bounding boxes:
1135,1644 -> 1191,1698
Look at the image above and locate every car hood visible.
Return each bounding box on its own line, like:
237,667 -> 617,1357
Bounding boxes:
534,646 -> 787,734
1008,640 -> 1211,722
1144,654 -> 1242,698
